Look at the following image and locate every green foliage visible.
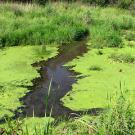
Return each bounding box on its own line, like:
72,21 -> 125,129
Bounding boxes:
88,6 -> 135,48
124,31 -> 135,41
0,117 -> 23,135
117,0 -> 135,9
109,53 -> 135,63
0,3 -> 89,47
52,118 -> 91,135
23,117 -> 54,135
74,28 -> 89,41
95,92 -> 135,135
90,24 -> 123,48
106,31 -> 123,48
0,117 -> 54,135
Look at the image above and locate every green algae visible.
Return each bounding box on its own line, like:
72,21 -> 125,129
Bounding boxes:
0,86 -> 27,118
0,45 -> 58,119
62,44 -> 135,110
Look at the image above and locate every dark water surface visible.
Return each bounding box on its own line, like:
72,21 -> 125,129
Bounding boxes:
20,40 -> 102,118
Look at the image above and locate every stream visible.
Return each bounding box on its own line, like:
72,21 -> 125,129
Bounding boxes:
18,40 -> 102,118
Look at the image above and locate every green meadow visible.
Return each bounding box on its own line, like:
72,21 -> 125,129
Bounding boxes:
0,1 -> 135,134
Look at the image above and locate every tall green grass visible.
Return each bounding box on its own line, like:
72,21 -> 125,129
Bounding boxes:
88,7 -> 135,48
0,3 -> 134,48
95,85 -> 135,135
0,3 -> 89,47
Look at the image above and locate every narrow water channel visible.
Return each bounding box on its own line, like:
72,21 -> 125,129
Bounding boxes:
19,40 -> 101,118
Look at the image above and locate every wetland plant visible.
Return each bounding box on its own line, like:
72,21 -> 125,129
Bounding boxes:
95,93 -> 135,135
0,117 -> 23,135
109,53 -> 135,63
45,77 -> 53,117
0,3 -> 89,47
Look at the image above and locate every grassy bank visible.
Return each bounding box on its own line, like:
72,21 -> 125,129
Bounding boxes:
0,3 -> 89,47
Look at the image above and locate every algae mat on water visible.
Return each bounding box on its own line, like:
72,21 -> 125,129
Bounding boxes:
0,45 -> 58,119
62,46 -> 135,110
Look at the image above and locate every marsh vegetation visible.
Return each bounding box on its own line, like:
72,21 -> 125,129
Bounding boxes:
0,0 -> 135,134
